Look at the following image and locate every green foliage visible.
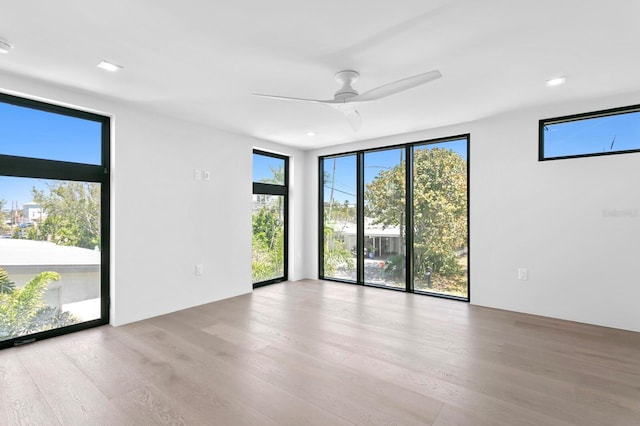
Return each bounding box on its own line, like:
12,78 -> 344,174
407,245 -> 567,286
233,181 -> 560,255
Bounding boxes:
325,200 -> 356,224
259,166 -> 284,185
323,224 -> 354,275
323,162 -> 356,277
0,199 -> 6,234
31,182 -> 101,249
252,204 -> 284,283
0,268 -> 79,340
365,164 -> 406,227
0,268 -> 16,294
252,164 -> 287,283
412,148 -> 467,277
253,206 -> 280,249
383,253 -> 405,280
365,147 -> 467,278
25,225 -> 39,241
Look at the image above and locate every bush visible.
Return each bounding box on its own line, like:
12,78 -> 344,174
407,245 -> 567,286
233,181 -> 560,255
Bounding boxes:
0,267 -> 79,341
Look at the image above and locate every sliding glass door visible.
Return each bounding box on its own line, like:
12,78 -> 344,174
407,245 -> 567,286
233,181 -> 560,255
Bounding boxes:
0,93 -> 110,349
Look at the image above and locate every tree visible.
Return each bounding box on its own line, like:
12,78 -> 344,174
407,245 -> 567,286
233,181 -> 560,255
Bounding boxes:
326,199 -> 356,225
259,166 -> 284,185
252,204 -> 284,282
322,158 -> 357,278
31,182 -> 101,249
253,204 -> 281,248
323,224 -> 354,276
365,147 -> 467,280
0,267 -> 78,340
252,166 -> 286,282
0,268 -> 16,294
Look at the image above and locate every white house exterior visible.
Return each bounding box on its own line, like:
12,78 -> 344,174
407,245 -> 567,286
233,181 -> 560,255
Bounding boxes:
0,238 -> 100,321
22,202 -> 44,224
335,219 -> 402,259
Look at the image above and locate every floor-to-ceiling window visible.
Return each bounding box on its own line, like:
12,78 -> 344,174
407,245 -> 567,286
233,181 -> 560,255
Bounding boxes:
252,150 -> 288,287
319,135 -> 469,301
364,148 -> 406,289
0,93 -> 110,349
412,139 -> 468,298
321,154 -> 357,282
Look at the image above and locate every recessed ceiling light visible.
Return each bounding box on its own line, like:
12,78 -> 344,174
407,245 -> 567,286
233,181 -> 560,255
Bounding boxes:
546,76 -> 566,87
0,40 -> 13,54
306,131 -> 316,137
97,60 -> 123,72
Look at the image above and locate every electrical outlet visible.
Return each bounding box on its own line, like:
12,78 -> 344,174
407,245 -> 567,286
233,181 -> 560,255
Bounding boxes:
203,170 -> 211,181
194,169 -> 202,181
518,268 -> 528,281
195,264 -> 203,276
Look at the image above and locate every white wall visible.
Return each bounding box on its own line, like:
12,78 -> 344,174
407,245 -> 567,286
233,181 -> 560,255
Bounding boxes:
112,105 -> 256,325
0,70 -> 306,326
305,92 -> 640,333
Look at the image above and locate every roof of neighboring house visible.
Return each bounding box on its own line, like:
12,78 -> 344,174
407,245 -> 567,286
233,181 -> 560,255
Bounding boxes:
0,239 -> 99,266
338,222 -> 401,237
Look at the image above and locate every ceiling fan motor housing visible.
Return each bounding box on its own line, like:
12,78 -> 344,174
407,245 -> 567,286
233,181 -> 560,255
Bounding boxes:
334,70 -> 360,101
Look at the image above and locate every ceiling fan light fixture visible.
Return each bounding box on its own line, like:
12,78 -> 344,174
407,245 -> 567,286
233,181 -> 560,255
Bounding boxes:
0,40 -> 13,54
97,60 -> 123,72
546,76 -> 566,87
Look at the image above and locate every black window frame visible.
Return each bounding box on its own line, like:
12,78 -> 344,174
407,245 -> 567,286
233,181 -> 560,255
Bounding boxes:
0,92 -> 110,350
318,134 -> 470,302
539,104 -> 640,161
252,149 -> 289,288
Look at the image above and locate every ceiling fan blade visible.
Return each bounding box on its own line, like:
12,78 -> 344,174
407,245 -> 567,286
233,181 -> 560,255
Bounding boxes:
252,93 -> 335,104
350,70 -> 442,102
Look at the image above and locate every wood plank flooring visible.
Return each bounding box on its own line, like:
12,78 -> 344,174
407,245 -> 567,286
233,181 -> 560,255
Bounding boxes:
2,279 -> 640,425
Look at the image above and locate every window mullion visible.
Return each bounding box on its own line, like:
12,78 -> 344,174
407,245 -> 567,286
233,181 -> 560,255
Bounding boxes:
357,152 -> 364,284
406,146 -> 414,292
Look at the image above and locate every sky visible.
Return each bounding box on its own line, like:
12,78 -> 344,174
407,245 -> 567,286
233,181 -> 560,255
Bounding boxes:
252,153 -> 285,184
544,111 -> 640,158
0,101 -> 101,210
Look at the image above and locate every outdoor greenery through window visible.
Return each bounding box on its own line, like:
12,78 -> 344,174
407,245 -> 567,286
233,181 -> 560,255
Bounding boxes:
412,140 -> 468,297
320,135 -> 469,300
252,151 -> 288,286
364,148 -> 406,289
540,104 -> 640,160
0,93 -> 109,348
322,154 -> 356,281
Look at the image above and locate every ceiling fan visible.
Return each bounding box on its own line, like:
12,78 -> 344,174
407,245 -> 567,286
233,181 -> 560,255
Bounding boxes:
253,69 -> 442,131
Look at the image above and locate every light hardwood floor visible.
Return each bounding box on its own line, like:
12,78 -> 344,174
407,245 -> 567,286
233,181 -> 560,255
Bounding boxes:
2,279 -> 640,425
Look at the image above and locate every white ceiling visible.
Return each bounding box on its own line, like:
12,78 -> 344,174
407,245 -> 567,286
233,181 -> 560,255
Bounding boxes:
1,1 -> 639,150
